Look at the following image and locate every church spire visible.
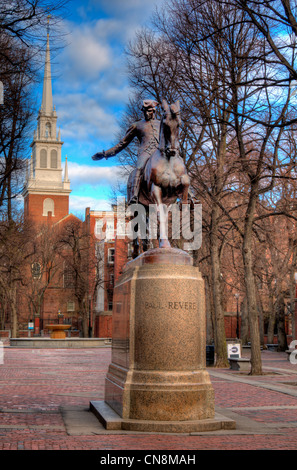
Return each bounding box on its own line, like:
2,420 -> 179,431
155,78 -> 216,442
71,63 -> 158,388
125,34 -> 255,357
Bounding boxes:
41,16 -> 53,115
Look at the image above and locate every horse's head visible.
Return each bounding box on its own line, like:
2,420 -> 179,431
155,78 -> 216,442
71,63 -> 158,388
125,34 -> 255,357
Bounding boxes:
161,99 -> 181,158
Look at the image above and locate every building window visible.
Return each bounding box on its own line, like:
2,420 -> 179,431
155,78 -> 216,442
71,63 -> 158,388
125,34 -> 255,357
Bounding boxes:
40,149 -> 47,168
31,262 -> 42,280
45,122 -> 51,138
108,248 -> 115,265
43,198 -> 55,216
50,149 -> 57,168
127,242 -> 134,259
63,262 -> 75,289
67,300 -> 75,312
95,219 -> 104,238
106,218 -> 115,240
109,273 -> 114,287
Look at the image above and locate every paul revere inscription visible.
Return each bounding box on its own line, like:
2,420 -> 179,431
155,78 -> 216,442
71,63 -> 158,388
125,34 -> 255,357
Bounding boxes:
144,300 -> 197,310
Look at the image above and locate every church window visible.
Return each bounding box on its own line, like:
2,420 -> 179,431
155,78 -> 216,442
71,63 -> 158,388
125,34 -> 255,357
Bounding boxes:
45,122 -> 51,138
51,149 -> 58,168
40,149 -> 47,168
43,198 -> 55,216
67,300 -> 75,312
63,262 -> 75,289
31,262 -> 42,280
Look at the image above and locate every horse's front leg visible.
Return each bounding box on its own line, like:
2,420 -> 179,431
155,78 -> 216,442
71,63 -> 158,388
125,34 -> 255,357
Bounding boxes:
151,184 -> 171,249
180,174 -> 190,204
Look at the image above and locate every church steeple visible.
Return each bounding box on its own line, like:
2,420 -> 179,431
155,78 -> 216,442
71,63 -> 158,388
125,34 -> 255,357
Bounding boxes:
41,19 -> 53,115
23,19 -> 71,225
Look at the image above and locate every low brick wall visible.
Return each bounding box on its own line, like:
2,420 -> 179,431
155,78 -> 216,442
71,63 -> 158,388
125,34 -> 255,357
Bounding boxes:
0,330 -> 10,338
10,338 -> 112,348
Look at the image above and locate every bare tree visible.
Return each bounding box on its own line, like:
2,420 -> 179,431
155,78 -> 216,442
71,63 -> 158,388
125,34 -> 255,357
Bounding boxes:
23,223 -> 62,326
57,220 -> 102,338
0,218 -> 33,337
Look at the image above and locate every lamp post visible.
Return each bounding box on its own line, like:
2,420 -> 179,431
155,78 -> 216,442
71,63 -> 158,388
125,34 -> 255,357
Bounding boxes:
235,293 -> 240,339
58,309 -> 63,324
88,295 -> 92,338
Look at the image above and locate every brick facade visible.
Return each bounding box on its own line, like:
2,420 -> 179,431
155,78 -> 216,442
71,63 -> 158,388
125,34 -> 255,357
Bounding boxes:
24,193 -> 69,225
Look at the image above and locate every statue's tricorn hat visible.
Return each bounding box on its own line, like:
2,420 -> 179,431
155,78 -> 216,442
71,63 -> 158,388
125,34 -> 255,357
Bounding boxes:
142,99 -> 159,111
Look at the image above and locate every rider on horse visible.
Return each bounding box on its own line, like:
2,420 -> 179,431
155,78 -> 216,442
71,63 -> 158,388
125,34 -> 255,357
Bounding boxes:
92,100 -> 160,205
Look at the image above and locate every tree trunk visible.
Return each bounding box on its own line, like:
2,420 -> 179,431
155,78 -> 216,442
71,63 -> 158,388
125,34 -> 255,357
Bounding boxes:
11,287 -> 18,338
78,302 -> 89,338
276,292 -> 288,352
240,296 -> 249,344
204,275 -> 214,344
210,205 -> 229,368
243,195 -> 263,375
256,288 -> 265,346
267,292 -> 276,344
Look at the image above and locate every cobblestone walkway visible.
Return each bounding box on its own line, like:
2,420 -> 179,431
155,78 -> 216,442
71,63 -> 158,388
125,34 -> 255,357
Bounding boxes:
1,345 -> 297,450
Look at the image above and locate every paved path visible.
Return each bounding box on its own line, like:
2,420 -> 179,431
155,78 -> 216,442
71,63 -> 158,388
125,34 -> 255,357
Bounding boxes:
1,344 -> 297,450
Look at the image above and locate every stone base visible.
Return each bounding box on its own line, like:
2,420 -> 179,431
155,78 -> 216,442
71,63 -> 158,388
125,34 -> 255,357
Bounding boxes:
90,401 -> 236,433
92,247 -> 236,433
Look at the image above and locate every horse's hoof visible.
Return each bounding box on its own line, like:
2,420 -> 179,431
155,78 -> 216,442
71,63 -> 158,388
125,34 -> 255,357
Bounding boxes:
159,239 -> 171,248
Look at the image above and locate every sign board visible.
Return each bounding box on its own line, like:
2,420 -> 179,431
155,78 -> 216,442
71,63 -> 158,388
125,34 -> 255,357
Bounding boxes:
227,343 -> 241,359
28,322 -> 34,330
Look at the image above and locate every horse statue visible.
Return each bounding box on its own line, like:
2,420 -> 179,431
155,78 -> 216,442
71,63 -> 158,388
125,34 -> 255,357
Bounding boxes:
127,99 -> 190,254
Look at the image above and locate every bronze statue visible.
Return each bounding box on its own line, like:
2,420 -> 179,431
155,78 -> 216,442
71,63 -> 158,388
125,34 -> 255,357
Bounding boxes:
92,99 -> 160,204
132,99 -> 190,249
92,99 -> 191,252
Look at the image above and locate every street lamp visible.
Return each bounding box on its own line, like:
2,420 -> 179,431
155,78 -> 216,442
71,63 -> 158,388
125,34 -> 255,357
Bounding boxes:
235,293 -> 240,339
88,295 -> 92,338
58,309 -> 63,324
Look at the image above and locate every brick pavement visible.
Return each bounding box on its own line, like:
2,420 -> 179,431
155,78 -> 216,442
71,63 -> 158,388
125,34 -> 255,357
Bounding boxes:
1,345 -> 297,451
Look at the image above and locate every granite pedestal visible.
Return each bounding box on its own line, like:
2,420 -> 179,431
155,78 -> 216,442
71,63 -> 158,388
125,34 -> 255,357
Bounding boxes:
90,247 -> 235,432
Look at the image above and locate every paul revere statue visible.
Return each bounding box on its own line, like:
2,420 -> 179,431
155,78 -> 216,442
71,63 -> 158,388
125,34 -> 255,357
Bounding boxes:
92,100 -> 160,204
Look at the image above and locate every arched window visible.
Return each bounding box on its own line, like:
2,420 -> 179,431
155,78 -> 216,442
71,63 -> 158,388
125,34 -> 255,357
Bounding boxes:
40,149 -> 47,168
43,198 -> 55,216
50,149 -> 58,168
45,122 -> 51,138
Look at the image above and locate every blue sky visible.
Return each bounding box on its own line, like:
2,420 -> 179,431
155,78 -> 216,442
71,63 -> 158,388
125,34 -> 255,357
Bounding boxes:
36,0 -> 166,217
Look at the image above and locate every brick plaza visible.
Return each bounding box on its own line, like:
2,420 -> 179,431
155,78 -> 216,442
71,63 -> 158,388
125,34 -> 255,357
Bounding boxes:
1,343 -> 297,451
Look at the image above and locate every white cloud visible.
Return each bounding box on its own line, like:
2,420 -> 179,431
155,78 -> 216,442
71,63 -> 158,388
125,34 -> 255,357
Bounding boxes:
59,21 -> 116,81
55,93 -> 119,143
69,195 -> 112,216
67,161 -> 127,189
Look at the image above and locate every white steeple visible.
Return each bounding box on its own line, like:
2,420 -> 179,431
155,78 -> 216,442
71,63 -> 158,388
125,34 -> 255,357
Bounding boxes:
23,19 -> 71,216
41,22 -> 53,115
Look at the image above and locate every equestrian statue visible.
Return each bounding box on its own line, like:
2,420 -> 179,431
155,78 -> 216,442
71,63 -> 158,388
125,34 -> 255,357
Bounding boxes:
92,99 -> 191,253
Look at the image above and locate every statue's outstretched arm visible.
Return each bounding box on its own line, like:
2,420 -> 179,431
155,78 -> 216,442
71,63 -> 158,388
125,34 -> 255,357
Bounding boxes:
92,124 -> 137,161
